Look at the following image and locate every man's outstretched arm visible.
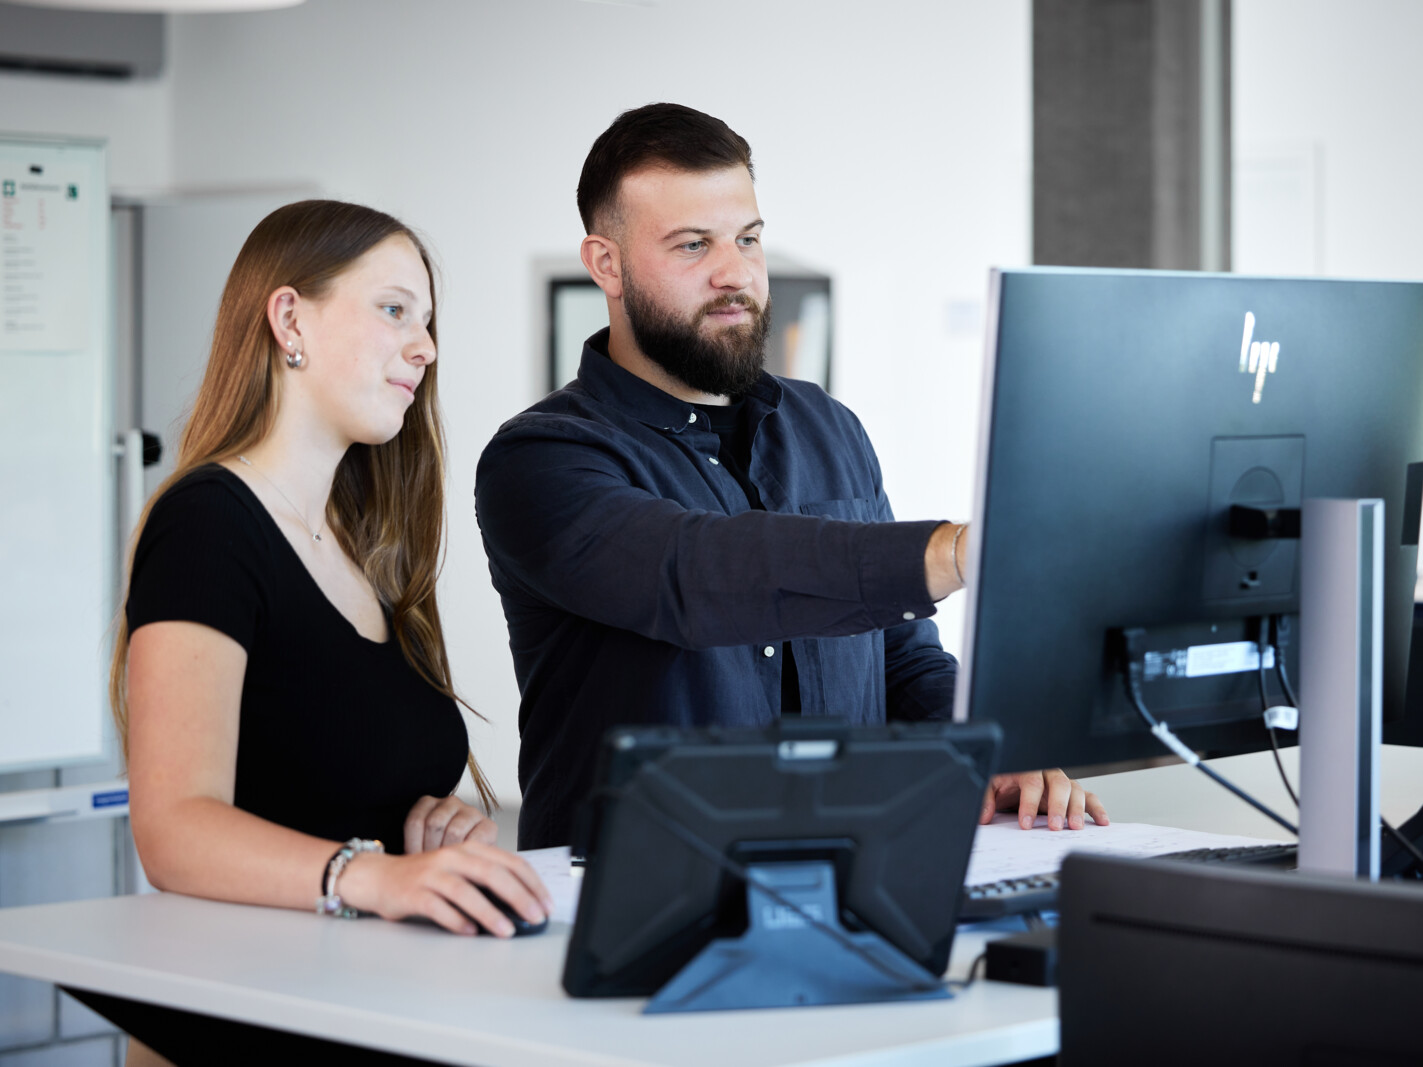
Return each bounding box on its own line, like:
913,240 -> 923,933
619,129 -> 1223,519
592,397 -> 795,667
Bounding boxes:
476,427 -> 942,650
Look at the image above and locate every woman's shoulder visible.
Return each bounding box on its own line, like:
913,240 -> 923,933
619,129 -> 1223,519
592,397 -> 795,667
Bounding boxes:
149,464 -> 262,527
139,463 -> 274,563
128,464 -> 276,645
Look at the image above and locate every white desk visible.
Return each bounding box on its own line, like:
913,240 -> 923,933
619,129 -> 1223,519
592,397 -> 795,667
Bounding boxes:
3,746 -> 1420,1066
0,893 -> 1055,1067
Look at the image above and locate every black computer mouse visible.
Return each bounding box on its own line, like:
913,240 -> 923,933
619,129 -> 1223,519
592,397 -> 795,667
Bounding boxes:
478,891 -> 549,937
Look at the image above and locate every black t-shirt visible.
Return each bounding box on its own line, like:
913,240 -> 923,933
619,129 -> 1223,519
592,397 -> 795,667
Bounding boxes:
691,399 -> 803,713
126,465 -> 466,852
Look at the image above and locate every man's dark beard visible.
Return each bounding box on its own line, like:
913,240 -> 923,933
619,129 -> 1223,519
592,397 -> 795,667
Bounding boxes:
622,270 -> 772,398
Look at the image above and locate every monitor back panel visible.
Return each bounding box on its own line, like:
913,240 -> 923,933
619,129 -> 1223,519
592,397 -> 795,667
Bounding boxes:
960,269 -> 1423,771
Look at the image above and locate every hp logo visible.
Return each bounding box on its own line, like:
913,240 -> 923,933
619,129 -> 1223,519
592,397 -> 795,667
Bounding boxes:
1238,312 -> 1280,404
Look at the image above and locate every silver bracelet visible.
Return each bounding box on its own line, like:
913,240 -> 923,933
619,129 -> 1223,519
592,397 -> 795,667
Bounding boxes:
316,838 -> 384,919
950,522 -> 968,586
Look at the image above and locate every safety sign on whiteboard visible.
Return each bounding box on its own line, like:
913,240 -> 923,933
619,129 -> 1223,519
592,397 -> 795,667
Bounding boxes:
1,168 -> 90,353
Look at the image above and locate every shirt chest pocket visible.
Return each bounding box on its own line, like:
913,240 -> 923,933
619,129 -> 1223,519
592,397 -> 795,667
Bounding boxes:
796,497 -> 877,522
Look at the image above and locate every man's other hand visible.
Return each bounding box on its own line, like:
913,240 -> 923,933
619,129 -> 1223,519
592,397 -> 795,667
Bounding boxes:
980,770 -> 1108,831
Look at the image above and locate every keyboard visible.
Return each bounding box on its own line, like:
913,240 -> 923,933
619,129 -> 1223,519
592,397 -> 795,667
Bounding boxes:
1155,842 -> 1298,867
959,874 -> 1060,922
957,843 -> 1299,922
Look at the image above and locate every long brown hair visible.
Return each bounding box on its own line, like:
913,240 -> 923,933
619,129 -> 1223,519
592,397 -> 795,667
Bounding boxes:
109,199 -> 496,812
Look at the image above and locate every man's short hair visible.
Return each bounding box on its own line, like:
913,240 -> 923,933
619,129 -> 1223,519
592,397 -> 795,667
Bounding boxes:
577,103 -> 754,236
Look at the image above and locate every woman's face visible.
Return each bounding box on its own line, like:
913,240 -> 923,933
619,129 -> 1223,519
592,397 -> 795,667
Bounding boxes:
296,234 -> 436,447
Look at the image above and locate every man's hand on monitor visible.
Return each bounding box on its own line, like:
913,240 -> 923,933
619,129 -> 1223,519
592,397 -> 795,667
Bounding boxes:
980,770 -> 1108,831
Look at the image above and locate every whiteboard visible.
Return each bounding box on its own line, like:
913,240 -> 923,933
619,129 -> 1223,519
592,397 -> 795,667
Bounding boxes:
0,135 -> 113,772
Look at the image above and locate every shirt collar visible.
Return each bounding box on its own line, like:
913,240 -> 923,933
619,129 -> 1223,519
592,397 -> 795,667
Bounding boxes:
576,327 -> 783,433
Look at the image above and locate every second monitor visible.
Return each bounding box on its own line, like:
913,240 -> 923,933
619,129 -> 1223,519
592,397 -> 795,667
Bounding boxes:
957,267 -> 1423,773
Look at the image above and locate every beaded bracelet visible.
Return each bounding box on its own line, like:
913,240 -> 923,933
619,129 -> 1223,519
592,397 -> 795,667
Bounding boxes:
316,838 -> 384,919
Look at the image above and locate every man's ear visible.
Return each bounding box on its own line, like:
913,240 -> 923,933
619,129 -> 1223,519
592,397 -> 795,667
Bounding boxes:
580,233 -> 623,301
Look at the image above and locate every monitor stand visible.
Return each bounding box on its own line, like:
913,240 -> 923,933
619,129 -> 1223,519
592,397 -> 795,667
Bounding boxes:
1298,497 -> 1383,879
643,861 -> 950,1014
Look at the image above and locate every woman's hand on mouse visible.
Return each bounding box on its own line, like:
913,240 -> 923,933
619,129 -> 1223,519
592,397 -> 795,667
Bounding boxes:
403,794 -> 498,853
338,840 -> 553,937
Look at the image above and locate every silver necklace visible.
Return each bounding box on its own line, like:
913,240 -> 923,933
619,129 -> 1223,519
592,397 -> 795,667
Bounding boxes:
237,454 -> 325,543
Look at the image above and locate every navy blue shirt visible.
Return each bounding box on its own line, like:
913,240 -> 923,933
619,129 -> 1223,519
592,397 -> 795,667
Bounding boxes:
476,330 -> 958,848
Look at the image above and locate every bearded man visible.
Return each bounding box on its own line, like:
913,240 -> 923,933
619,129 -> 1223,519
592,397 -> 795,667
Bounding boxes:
475,103 -> 1106,849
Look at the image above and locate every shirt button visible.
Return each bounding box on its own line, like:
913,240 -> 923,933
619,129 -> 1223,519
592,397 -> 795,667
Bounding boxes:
763,645 -> 776,657
708,456 -> 721,465
688,412 -> 698,424
903,611 -> 916,620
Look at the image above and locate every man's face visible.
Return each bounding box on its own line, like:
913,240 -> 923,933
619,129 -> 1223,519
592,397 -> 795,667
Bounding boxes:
613,165 -> 772,398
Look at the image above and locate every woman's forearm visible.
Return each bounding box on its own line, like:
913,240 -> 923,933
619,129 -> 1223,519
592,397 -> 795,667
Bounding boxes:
131,793 -> 341,910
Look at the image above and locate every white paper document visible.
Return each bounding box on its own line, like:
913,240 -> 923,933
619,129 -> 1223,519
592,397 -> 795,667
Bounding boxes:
964,813 -> 1281,886
519,845 -> 581,924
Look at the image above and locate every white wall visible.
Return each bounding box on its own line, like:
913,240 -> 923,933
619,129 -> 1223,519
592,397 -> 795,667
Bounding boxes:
168,0 -> 1032,804
1234,0 -> 1423,280
0,53 -> 172,192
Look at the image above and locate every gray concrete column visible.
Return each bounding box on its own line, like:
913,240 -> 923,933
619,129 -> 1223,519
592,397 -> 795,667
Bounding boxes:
1034,0 -> 1231,271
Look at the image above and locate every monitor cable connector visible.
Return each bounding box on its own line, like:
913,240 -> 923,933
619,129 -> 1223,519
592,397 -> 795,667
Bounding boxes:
1120,627 -> 1299,836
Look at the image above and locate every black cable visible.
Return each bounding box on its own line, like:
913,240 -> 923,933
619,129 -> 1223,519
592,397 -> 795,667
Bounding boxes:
1258,617 -> 1301,808
1127,671 -> 1298,834
946,951 -> 989,995
623,768 -> 946,995
1121,628 -> 1300,836
1265,727 -> 1300,808
1272,615 -> 1300,709
1256,616 -> 1271,712
1191,758 -> 1299,835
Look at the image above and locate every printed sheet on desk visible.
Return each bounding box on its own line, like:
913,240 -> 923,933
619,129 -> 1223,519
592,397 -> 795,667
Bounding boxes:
964,813 -> 1281,886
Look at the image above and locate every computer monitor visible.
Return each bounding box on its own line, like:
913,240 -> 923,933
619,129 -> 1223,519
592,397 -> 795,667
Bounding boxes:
955,268 -> 1423,774
562,719 -> 1000,1009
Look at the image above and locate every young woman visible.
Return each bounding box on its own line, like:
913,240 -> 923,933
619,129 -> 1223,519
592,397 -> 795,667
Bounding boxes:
111,200 -> 551,941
